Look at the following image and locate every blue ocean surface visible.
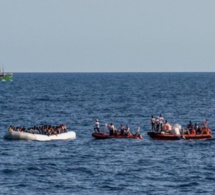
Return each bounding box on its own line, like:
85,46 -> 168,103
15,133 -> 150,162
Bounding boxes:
1,73 -> 215,195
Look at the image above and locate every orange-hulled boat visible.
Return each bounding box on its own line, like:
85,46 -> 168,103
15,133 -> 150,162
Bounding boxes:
92,132 -> 143,140
148,127 -> 212,140
147,132 -> 182,140
182,128 -> 212,140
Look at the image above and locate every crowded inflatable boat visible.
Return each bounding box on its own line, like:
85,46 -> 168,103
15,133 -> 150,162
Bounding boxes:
4,125 -> 76,141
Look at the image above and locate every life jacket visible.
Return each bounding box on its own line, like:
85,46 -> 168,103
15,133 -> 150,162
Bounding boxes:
207,128 -> 211,135
201,127 -> 208,134
190,129 -> 196,135
163,123 -> 171,130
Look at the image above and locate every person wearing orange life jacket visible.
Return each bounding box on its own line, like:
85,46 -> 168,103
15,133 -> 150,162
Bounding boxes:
202,119 -> 210,135
207,128 -> 211,135
189,128 -> 196,135
163,120 -> 171,131
134,127 -> 141,138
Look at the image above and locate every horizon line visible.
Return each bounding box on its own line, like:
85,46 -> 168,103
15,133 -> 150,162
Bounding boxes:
8,71 -> 215,73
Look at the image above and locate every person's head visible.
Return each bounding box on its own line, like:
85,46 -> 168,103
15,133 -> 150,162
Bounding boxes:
151,115 -> 153,118
160,114 -> 162,117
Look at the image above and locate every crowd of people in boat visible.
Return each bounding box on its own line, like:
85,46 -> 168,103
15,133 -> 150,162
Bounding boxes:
9,125 -> 67,135
94,119 -> 141,138
150,114 -> 211,135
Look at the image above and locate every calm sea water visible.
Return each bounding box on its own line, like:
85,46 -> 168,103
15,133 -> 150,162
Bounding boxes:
1,73 -> 215,195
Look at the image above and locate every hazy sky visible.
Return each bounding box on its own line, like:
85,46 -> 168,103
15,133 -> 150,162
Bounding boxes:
0,0 -> 215,72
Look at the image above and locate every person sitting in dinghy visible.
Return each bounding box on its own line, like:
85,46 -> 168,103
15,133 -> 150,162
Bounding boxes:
62,125 -> 67,133
201,120 -> 211,135
194,123 -> 201,135
8,126 -> 14,131
124,125 -> 132,136
185,121 -> 193,134
108,123 -> 115,136
120,124 -> 125,135
114,126 -> 118,136
134,127 -> 142,138
187,121 -> 193,130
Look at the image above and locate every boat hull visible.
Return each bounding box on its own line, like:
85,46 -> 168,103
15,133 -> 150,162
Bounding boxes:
4,129 -> 76,141
182,134 -> 212,140
147,132 -> 181,140
92,133 -> 143,139
148,132 -> 213,140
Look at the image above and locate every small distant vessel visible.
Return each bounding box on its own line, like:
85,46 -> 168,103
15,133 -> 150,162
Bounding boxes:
0,64 -> 13,81
147,132 -> 182,140
4,127 -> 76,141
92,132 -> 143,139
148,127 -> 212,140
182,127 -> 212,140
148,123 -> 182,140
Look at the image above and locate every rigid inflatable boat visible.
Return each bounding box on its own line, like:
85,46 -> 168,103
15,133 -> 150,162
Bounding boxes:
182,128 -> 212,140
92,132 -> 143,139
182,134 -> 212,140
4,128 -> 76,141
148,127 -> 212,140
148,123 -> 182,140
147,132 -> 182,140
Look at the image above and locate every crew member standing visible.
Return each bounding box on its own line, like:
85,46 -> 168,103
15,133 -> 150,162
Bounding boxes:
94,119 -> 100,133
151,116 -> 156,131
159,114 -> 164,131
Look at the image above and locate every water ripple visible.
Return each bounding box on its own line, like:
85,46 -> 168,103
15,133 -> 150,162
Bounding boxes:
1,73 -> 215,194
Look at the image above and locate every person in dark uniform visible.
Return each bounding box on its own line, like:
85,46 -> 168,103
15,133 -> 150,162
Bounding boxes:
151,115 -> 156,131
